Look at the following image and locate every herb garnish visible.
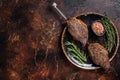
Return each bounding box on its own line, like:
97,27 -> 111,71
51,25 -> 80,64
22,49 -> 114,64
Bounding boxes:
101,16 -> 116,52
65,41 -> 87,64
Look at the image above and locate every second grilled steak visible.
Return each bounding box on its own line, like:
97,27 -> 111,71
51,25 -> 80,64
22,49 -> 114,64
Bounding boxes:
88,43 -> 110,70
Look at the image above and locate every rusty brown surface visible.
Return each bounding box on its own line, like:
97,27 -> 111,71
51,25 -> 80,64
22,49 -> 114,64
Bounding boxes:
0,0 -> 120,80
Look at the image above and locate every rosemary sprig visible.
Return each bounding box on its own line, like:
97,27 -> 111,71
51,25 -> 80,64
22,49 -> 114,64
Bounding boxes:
101,16 -> 116,52
65,41 -> 87,64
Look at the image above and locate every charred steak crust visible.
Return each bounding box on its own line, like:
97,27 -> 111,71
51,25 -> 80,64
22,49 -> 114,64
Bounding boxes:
67,17 -> 88,46
88,43 -> 110,70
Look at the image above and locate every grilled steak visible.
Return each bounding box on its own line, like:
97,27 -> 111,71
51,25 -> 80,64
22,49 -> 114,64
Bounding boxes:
67,17 -> 88,46
88,43 -> 110,70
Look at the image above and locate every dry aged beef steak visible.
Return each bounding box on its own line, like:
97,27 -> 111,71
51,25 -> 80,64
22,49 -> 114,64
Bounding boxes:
88,43 -> 110,70
67,17 -> 88,46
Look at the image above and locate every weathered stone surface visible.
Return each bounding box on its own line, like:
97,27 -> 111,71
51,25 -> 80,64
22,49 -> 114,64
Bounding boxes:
0,0 -> 120,80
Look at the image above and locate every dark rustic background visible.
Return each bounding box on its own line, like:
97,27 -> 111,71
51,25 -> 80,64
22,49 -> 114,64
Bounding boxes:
0,0 -> 120,80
